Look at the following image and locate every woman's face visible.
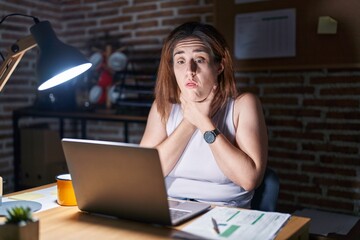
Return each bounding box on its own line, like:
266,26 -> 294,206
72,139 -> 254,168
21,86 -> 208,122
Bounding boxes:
172,37 -> 223,102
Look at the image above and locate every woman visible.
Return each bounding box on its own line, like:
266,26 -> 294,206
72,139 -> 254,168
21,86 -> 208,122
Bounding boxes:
140,22 -> 268,208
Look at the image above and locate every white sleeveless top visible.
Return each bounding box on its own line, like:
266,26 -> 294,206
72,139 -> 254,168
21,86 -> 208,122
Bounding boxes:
165,99 -> 253,208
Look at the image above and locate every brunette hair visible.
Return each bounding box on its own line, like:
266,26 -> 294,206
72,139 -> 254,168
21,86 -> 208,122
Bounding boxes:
155,22 -> 238,121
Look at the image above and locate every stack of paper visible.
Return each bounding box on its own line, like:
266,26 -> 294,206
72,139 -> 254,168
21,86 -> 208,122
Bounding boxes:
182,207 -> 290,240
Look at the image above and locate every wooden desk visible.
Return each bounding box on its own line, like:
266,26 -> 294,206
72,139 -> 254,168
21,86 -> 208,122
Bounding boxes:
5,185 -> 310,240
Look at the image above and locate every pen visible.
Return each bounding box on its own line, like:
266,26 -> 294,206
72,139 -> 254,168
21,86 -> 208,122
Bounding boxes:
211,217 -> 220,234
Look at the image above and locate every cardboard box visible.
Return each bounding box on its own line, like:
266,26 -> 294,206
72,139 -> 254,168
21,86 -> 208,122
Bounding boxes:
20,126 -> 68,187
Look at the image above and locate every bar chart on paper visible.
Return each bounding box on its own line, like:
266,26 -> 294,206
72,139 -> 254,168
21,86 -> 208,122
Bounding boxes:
182,207 -> 291,240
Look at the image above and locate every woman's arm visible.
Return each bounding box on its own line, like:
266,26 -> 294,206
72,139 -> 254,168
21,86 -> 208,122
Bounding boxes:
205,93 -> 268,191
140,102 -> 196,175
181,92 -> 268,191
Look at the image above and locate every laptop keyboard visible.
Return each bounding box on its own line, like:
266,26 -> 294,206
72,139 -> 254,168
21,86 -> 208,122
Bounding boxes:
170,209 -> 190,220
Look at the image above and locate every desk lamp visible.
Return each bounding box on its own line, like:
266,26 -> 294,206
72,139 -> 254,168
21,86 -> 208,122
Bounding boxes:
0,13 -> 92,92
0,13 -> 92,215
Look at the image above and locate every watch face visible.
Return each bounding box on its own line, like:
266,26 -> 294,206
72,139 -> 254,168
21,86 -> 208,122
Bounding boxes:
204,131 -> 216,144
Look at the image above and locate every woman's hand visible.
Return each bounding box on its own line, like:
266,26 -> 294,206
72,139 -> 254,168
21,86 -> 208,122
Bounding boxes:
180,86 -> 216,130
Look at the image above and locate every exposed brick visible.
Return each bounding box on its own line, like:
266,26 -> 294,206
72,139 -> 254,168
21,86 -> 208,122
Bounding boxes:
310,76 -> 360,84
122,38 -> 161,47
269,149 -> 315,162
161,0 -> 201,8
123,20 -> 158,30
46,0 -> 73,4
62,29 -> 87,38
204,15 -> 213,23
277,203 -> 299,214
302,143 -> 358,154
303,99 -> 359,108
313,177 -> 360,188
239,86 -> 260,95
178,6 -> 213,15
97,0 -> 128,10
235,76 -> 251,84
0,3 -> 22,13
268,160 -> 298,170
100,16 -> 133,25
306,122 -> 360,131
5,141 -> 13,149
269,108 -> 321,118
67,20 -> 98,29
260,97 -> 299,105
162,16 -> 201,26
137,10 -> 173,20
264,86 -> 314,95
134,0 -> 160,4
330,133 -> 360,143
319,155 -> 360,166
1,25 -> 28,33
61,5 -> 93,13
87,9 -> 119,18
327,189 -> 360,200
302,164 -> 357,177
269,140 -> 298,151
278,191 -> 296,202
327,111 -> 360,120
136,28 -> 172,37
281,183 -> 322,195
298,196 -> 354,212
266,118 -> 303,129
277,173 -> 310,183
273,130 -> 324,141
320,87 -> 360,95
123,4 -> 157,14
0,133 -> 12,140
255,76 -> 304,85
88,26 -> 122,35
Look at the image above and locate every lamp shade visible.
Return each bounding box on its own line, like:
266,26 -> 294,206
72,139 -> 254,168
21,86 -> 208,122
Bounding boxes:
30,21 -> 92,91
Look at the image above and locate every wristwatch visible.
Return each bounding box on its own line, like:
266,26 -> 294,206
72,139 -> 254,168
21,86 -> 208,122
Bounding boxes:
203,128 -> 221,144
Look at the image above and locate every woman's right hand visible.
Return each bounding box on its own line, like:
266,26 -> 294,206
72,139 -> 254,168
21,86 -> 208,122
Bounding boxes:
180,85 -> 216,130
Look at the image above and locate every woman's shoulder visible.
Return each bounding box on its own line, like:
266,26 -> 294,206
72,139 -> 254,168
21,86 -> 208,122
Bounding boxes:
234,92 -> 261,107
233,92 -> 262,119
151,100 -> 175,123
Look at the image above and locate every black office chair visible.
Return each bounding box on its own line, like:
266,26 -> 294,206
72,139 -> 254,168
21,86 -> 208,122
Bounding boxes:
251,168 -> 279,212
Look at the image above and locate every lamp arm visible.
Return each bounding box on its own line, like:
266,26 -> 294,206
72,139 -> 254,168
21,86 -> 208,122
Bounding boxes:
0,35 -> 37,92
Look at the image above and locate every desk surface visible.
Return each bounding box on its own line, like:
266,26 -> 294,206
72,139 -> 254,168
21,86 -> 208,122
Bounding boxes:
5,184 -> 311,240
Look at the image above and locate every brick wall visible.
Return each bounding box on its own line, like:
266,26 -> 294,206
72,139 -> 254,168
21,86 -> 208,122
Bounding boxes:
238,72 -> 360,215
0,0 -> 359,216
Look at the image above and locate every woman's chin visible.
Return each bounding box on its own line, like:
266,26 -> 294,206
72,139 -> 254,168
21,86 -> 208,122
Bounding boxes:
184,92 -> 207,102
191,97 -> 206,102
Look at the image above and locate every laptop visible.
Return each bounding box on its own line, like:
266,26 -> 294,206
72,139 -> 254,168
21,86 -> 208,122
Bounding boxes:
61,138 -> 211,226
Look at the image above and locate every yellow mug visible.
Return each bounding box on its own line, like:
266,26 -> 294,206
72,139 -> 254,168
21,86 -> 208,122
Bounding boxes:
56,174 -> 77,206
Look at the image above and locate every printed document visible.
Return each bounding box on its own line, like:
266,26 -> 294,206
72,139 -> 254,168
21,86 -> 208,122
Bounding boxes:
182,206 -> 290,240
234,8 -> 296,60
